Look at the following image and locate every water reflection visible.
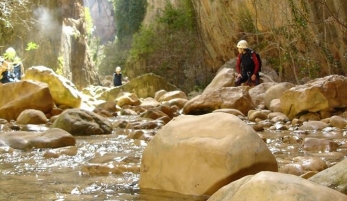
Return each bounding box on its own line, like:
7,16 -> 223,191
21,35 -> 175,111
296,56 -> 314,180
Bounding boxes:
1,118 -> 347,200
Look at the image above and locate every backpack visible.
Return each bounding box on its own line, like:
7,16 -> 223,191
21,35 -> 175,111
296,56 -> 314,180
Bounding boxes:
248,49 -> 262,73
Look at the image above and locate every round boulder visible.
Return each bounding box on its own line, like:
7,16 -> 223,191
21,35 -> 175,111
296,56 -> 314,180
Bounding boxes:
51,109 -> 112,135
17,109 -> 48,124
139,112 -> 277,196
208,171 -> 347,201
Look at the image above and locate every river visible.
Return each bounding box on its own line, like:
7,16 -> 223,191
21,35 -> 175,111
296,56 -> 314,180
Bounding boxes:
0,116 -> 346,201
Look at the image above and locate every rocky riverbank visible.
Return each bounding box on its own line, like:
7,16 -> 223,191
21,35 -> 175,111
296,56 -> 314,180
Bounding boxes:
1,66 -> 347,200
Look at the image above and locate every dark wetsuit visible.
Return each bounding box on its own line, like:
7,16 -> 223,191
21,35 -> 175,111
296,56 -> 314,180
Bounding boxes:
113,73 -> 122,86
235,49 -> 260,86
0,70 -> 14,83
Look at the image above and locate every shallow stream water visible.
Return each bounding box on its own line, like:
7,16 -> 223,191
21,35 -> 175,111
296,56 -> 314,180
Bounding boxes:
1,116 -> 347,201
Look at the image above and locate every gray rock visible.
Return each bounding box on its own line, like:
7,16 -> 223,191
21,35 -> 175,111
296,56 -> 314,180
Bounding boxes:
52,109 -> 112,135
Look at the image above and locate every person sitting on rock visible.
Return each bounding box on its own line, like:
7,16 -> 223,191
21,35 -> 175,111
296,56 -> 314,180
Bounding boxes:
0,47 -> 24,83
235,40 -> 260,86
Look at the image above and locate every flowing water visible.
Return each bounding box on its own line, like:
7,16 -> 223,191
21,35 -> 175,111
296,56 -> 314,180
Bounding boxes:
1,116 -> 347,201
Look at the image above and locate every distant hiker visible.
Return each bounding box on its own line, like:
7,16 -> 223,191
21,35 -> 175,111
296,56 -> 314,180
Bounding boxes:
113,66 -> 122,86
235,40 -> 261,86
0,47 -> 24,83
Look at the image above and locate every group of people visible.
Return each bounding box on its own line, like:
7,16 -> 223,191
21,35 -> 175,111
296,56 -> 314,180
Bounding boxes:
1,41 -> 257,87
0,46 -> 124,87
0,47 -> 23,84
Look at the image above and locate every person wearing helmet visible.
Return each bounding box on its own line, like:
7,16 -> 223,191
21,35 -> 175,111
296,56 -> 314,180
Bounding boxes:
235,40 -> 260,86
113,66 -> 122,86
0,47 -> 23,83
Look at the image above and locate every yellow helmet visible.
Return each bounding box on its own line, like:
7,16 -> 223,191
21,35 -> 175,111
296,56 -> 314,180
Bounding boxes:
237,40 -> 248,49
4,47 -> 16,61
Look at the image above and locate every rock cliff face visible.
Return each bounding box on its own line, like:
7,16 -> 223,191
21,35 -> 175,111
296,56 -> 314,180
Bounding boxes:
189,0 -> 347,73
84,0 -> 115,43
142,0 -> 347,81
0,0 -> 99,90
2,0 -> 346,89
142,0 -> 179,26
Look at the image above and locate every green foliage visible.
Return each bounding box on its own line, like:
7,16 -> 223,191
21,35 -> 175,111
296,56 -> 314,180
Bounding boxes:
129,26 -> 156,60
92,0 -> 147,76
56,56 -> 64,75
248,0 -> 323,83
25,42 -> 39,51
84,7 -> 93,36
88,37 -> 101,67
158,0 -> 196,31
73,30 -> 80,40
128,0 -> 206,92
113,0 -> 147,42
237,8 -> 256,33
97,37 -> 131,76
288,0 -> 309,28
0,0 -> 31,33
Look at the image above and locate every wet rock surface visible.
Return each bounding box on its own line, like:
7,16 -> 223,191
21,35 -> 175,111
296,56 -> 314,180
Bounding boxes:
1,73 -> 347,200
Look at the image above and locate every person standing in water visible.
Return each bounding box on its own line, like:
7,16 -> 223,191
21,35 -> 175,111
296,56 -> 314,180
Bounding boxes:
113,66 -> 122,86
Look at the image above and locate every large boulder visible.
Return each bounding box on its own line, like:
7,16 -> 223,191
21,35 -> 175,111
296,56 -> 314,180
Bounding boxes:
309,158 -> 347,194
183,87 -> 255,115
158,90 -> 188,102
208,171 -> 347,201
139,112 -> 277,196
51,109 -> 112,135
248,82 -> 277,106
23,66 -> 82,108
281,75 -> 347,119
0,128 -> 76,150
98,73 -> 178,101
115,92 -> 141,107
93,101 -> 120,117
0,81 -> 54,121
203,67 -> 235,94
264,82 -> 295,109
182,67 -> 255,115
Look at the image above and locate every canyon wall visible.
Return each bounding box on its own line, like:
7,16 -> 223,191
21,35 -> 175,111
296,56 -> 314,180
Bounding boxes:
84,0 -> 115,43
2,0 -> 346,89
191,0 -> 347,76
0,0 -> 99,89
141,0 -> 347,82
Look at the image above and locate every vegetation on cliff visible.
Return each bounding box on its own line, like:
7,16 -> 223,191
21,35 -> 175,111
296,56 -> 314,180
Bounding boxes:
128,0 -> 205,92
2,0 -> 347,92
96,0 -> 147,76
0,0 -> 32,47
99,0 -> 347,92
235,0 -> 347,83
93,0 -> 205,92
